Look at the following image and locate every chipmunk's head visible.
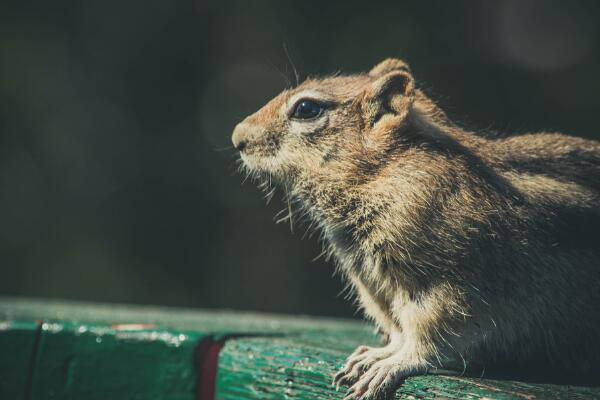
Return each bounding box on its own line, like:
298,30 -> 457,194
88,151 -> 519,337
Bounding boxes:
232,58 -> 415,183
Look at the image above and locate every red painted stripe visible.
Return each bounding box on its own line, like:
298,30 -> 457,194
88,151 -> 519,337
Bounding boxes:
196,336 -> 226,400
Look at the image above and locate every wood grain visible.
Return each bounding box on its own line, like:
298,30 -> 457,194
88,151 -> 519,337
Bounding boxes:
1,298 -> 598,400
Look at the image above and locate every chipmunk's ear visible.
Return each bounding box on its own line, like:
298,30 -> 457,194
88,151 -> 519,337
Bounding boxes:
363,60 -> 415,126
368,58 -> 411,77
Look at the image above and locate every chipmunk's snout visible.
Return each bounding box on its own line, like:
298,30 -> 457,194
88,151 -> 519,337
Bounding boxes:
232,120 -> 281,157
232,121 -> 256,152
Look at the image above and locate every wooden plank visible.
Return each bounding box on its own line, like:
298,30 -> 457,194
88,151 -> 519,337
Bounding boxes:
29,321 -> 205,400
0,320 -> 40,399
0,297 -> 373,400
2,298 -> 600,400
215,337 -> 600,400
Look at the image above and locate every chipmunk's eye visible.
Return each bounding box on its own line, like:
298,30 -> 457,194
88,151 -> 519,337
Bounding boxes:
291,99 -> 324,120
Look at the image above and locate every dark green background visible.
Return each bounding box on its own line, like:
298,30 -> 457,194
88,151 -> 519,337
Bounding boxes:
1,0 -> 599,318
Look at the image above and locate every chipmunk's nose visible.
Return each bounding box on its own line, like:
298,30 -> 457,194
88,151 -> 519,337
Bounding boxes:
235,139 -> 247,152
232,123 -> 248,151
232,121 -> 259,152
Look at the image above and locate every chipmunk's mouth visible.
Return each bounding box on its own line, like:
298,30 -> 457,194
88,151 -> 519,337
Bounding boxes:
238,145 -> 283,175
238,140 -> 278,157
235,131 -> 283,170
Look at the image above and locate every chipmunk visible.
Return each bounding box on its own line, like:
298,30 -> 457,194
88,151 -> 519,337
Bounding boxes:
231,58 -> 600,399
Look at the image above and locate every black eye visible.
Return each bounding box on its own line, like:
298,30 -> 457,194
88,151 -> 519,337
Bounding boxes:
291,99 -> 324,120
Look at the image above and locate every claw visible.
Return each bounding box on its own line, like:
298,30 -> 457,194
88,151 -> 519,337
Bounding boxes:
343,385 -> 364,400
335,373 -> 354,388
335,343 -> 416,399
333,370 -> 345,382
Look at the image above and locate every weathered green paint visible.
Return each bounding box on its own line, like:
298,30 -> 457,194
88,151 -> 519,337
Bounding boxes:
30,321 -> 204,400
0,297 -> 375,400
1,298 -> 600,400
0,320 -> 39,399
216,337 -> 600,399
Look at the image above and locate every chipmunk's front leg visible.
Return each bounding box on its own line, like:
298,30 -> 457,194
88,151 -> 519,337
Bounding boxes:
338,285 -> 470,400
333,276 -> 402,389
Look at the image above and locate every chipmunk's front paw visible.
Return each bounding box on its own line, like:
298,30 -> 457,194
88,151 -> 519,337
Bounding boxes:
332,344 -> 397,389
341,356 -> 426,400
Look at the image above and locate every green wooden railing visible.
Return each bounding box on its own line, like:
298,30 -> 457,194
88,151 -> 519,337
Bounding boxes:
1,298 -> 598,399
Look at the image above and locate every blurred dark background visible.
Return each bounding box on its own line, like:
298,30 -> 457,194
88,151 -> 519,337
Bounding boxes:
1,0 -> 600,318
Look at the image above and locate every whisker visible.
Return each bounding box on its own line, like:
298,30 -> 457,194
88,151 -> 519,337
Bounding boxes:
284,183 -> 294,233
266,58 -> 292,88
213,145 -> 235,152
283,42 -> 300,87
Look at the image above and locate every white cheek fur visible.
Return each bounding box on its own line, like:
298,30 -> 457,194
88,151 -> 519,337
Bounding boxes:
289,114 -> 329,136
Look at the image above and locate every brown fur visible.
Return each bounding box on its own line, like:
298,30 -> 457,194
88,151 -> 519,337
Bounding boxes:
232,59 -> 600,399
